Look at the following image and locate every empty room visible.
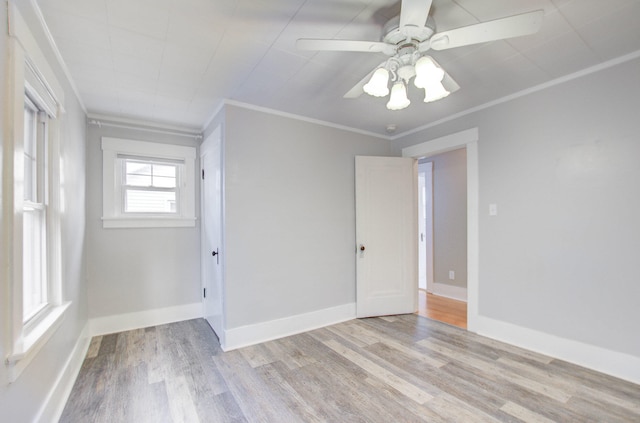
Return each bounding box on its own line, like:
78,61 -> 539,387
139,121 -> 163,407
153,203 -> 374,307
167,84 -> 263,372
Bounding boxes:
1,0 -> 639,422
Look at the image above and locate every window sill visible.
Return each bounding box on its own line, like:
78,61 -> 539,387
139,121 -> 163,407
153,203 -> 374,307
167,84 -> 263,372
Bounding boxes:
5,301 -> 71,382
102,216 -> 196,229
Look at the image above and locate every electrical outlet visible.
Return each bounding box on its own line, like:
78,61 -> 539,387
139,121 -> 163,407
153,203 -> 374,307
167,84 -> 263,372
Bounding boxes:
449,270 -> 455,280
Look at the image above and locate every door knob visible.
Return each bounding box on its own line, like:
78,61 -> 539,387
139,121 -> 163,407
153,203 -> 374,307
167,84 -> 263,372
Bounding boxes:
211,250 -> 218,256
360,245 -> 365,251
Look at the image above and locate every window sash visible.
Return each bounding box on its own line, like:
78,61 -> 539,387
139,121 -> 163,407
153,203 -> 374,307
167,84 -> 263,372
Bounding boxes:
119,157 -> 182,215
22,95 -> 49,324
23,207 -> 48,322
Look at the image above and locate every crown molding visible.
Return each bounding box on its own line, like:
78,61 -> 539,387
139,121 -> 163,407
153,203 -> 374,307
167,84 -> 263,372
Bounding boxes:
222,100 -> 390,140
391,48 -> 640,141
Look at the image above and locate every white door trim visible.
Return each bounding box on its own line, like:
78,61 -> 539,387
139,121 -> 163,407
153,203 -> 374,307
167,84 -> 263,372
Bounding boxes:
402,128 -> 479,332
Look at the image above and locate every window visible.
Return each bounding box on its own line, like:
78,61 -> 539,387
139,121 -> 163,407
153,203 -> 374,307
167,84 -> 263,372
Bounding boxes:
5,3 -> 69,382
102,137 -> 196,228
22,96 -> 49,323
123,158 -> 178,213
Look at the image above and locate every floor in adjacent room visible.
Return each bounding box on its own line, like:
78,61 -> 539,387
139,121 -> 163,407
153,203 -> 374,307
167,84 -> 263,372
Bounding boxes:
60,316 -> 640,422
416,289 -> 467,329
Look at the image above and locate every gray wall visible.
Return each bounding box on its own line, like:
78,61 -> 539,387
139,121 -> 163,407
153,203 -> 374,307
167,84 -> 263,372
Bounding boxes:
394,57 -> 640,358
425,148 -> 467,289
85,124 -> 201,318
221,105 -> 392,328
0,2 -> 88,421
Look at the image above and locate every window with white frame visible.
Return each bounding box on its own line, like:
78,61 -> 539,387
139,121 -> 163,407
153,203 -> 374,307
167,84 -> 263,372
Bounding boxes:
122,157 -> 179,213
5,2 -> 69,382
22,95 -> 49,324
102,137 -> 196,228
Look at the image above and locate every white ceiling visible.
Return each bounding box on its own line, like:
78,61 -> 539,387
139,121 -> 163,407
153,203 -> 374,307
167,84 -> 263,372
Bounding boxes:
37,0 -> 640,135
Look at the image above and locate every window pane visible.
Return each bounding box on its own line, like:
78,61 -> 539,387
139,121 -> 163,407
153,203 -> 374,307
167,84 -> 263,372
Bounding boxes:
23,103 -> 37,202
153,164 -> 175,178
126,161 -> 151,175
126,174 -> 152,186
125,161 -> 152,186
125,189 -> 176,213
23,209 -> 47,321
151,164 -> 176,188
153,175 -> 176,188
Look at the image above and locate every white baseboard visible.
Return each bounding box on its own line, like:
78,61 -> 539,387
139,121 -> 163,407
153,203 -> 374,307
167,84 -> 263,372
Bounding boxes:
431,282 -> 467,302
475,315 -> 640,385
89,302 -> 203,337
37,323 -> 91,423
223,303 -> 356,351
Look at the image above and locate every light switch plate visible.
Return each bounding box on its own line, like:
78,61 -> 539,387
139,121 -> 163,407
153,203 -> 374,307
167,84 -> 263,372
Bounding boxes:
489,204 -> 498,216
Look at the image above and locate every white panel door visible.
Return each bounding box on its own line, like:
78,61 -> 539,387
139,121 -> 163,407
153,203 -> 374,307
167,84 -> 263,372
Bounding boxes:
201,128 -> 224,338
355,156 -> 418,318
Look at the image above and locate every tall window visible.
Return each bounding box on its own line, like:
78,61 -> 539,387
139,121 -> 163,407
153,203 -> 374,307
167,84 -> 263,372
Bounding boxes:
22,96 -> 49,323
6,3 -> 69,383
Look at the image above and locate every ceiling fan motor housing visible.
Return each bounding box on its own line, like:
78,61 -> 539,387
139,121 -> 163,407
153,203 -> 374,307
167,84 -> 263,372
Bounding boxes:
382,15 -> 436,46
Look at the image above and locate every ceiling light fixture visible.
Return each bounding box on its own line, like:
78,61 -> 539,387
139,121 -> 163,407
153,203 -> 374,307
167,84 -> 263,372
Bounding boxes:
386,80 -> 410,110
365,54 -> 450,111
363,68 -> 390,97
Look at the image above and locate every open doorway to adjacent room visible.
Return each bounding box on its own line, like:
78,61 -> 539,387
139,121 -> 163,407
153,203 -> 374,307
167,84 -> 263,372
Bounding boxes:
416,150 -> 468,329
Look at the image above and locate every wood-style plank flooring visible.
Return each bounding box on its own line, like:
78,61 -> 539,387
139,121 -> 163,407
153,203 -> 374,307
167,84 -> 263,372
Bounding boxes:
60,316 -> 640,422
417,290 -> 467,329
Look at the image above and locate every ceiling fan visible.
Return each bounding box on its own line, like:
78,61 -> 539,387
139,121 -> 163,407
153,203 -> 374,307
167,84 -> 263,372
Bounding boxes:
296,0 -> 544,110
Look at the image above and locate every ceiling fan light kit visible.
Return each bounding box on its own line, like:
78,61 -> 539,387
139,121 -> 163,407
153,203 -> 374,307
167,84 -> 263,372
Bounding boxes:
387,80 -> 411,110
413,56 -> 444,89
363,68 -> 390,97
365,54 -> 449,110
296,0 -> 544,112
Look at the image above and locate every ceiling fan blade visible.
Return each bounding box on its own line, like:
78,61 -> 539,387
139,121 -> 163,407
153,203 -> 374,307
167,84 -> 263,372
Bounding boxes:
296,39 -> 395,55
399,0 -> 433,29
430,10 -> 544,51
343,62 -> 387,99
442,72 -> 460,94
428,56 -> 460,94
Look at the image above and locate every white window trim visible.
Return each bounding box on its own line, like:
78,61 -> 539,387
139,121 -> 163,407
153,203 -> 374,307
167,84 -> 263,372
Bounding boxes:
4,3 -> 69,382
101,137 -> 196,228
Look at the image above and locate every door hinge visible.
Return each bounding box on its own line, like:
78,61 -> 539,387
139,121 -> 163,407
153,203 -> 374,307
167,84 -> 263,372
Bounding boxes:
202,169 -> 205,179
203,287 -> 207,298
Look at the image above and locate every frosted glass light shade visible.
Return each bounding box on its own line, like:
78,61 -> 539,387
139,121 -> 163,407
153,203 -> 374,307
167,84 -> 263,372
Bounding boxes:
363,68 -> 390,97
414,56 -> 444,89
423,80 -> 450,102
386,81 -> 410,110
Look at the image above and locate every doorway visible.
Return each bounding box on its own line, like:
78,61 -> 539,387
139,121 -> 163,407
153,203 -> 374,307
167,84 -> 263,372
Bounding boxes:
403,128 -> 479,331
416,151 -> 468,329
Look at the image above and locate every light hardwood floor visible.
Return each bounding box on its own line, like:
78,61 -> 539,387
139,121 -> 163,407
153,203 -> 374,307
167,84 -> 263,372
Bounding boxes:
417,289 -> 467,329
60,316 -> 640,422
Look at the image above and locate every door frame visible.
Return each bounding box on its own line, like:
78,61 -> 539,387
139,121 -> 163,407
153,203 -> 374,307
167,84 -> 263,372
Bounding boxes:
402,128 -> 479,332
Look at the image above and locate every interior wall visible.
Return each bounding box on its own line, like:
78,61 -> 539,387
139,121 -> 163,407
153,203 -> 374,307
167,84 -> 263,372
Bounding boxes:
0,2 -> 88,421
394,56 -> 640,359
221,105 -> 392,329
425,148 -> 467,290
85,124 -> 201,318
